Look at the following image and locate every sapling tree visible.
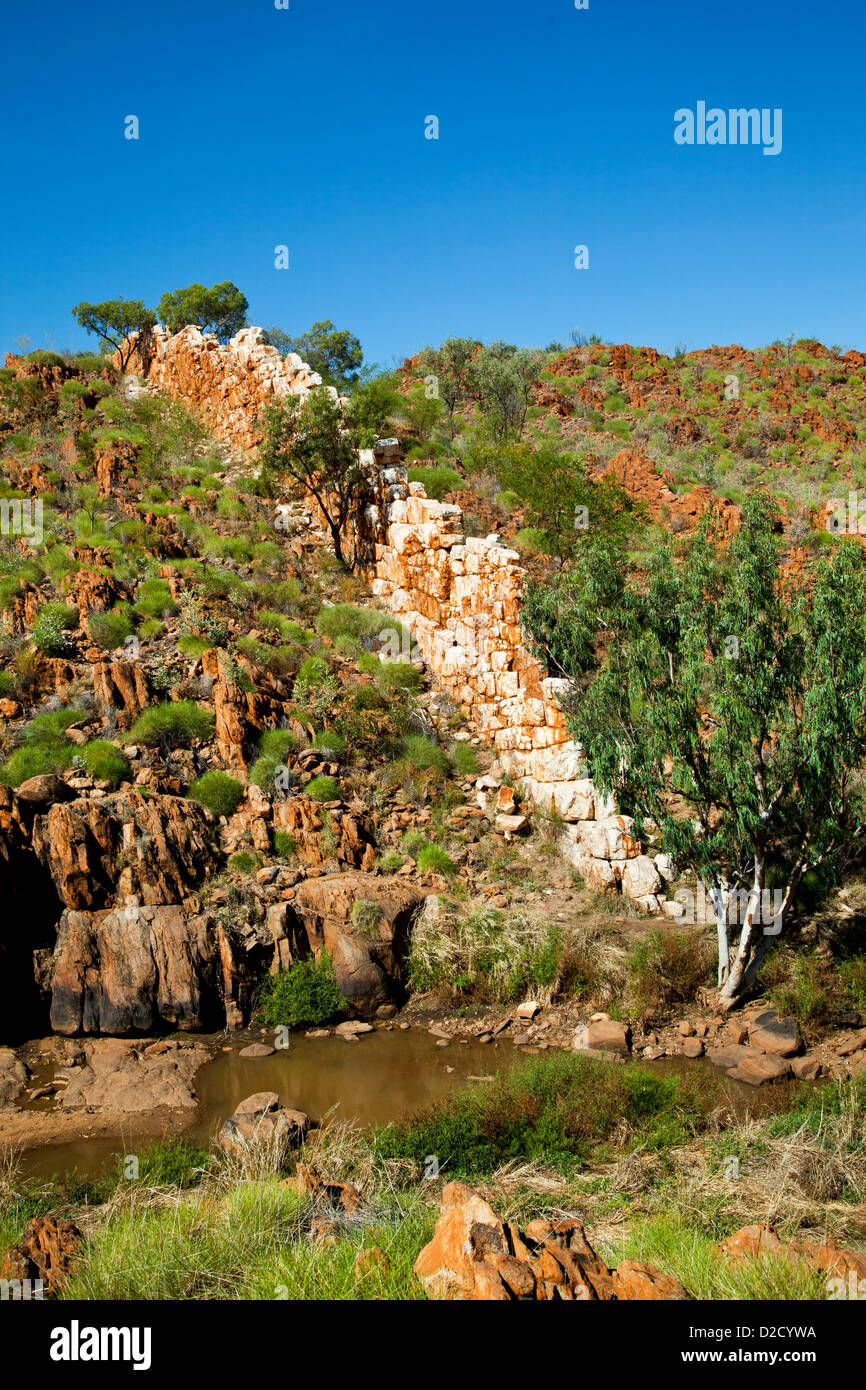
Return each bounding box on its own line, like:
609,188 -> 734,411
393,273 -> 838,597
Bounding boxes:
417,337 -> 476,443
500,444 -> 640,562
260,387 -> 367,569
523,495 -> 866,1008
71,299 -> 156,371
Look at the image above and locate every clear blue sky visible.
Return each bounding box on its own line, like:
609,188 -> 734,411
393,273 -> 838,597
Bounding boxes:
2,0 -> 864,365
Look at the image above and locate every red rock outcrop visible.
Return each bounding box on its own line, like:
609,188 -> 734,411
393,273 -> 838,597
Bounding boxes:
415,1182 -> 690,1301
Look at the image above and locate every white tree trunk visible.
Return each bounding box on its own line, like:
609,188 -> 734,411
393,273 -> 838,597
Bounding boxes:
718,858 -> 765,1010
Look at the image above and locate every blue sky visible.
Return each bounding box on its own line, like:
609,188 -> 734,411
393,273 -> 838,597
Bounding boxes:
2,0 -> 864,365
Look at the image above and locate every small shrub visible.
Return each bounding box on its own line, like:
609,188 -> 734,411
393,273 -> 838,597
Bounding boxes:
32,602 -> 78,655
316,604 -> 382,644
377,851 -> 405,873
513,527 -> 547,555
450,742 -> 479,776
295,656 -> 330,689
133,578 -> 177,620
82,740 -> 130,787
273,831 -> 298,859
0,741 -> 73,786
311,729 -> 348,758
257,952 -> 344,1028
416,844 -> 457,877
403,734 -> 449,774
359,655 -> 422,694
178,634 -> 211,659
88,604 -> 135,651
249,756 -> 284,791
407,465 -> 463,500
187,769 -> 245,817
351,899 -> 384,937
627,930 -> 715,1019
305,775 -> 340,802
259,728 -> 300,760
229,851 -> 258,874
128,701 -> 215,748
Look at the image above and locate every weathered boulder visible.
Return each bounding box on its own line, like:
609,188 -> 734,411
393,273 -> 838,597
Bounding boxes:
288,871 -> 425,1016
50,906 -> 221,1035
574,1017 -> 631,1059
719,1224 -> 866,1286
414,1183 -> 689,1301
612,1260 -> 690,1300
14,774 -> 76,807
0,1214 -> 82,1296
727,1052 -> 791,1086
747,1009 -> 801,1057
218,1091 -> 309,1157
0,1048 -> 29,1108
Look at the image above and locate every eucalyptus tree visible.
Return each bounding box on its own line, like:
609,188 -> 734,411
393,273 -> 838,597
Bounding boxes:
523,495 -> 866,1008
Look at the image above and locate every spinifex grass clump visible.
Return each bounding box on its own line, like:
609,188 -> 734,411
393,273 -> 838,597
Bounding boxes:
187,769 -> 244,817
128,701 -> 215,748
0,707 -> 86,786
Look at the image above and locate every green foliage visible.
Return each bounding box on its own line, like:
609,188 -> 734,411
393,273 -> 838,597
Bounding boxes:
259,728 -> 300,760
187,769 -> 245,817
535,495 -> 866,1004
311,729 -> 348,758
114,1137 -> 209,1189
0,706 -> 85,786
416,338 -> 476,440
274,319 -> 363,388
358,655 -> 422,694
468,342 -> 544,440
501,443 -> 640,561
415,844 -> 456,876
627,931 -> 715,1019
450,742 -> 479,776
133,577 -> 177,620
229,851 -> 258,874
376,1053 -> 715,1175
273,830 -> 298,859
87,604 -> 135,651
249,756 -> 281,790
316,604 -> 386,644
81,740 -> 131,787
0,741 -> 74,786
407,465 -> 462,500
177,634 -> 211,658
305,775 -> 340,802
128,701 -> 215,748
402,735 -> 449,774
71,298 -> 156,371
343,374 -> 402,444
157,282 -> 248,343
260,388 -> 367,568
31,601 -> 79,654
257,952 -> 344,1028
295,656 -> 331,690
